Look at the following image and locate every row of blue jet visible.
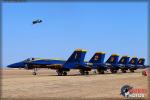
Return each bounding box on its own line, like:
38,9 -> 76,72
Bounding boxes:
7,49 -> 148,76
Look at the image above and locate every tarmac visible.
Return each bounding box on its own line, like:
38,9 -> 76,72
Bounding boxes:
1,68 -> 148,99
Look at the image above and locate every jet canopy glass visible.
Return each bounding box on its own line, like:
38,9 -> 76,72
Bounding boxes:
24,58 -> 35,62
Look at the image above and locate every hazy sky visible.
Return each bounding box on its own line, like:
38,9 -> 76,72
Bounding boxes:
2,2 -> 148,67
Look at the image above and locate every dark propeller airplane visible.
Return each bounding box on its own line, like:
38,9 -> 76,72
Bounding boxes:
32,19 -> 42,24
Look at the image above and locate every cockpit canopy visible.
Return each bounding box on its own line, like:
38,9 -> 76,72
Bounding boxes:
24,58 -> 35,62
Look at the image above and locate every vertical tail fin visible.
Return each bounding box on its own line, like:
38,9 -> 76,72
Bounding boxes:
119,56 -> 130,65
106,54 -> 119,64
89,52 -> 105,63
129,57 -> 138,65
137,58 -> 145,65
66,49 -> 87,63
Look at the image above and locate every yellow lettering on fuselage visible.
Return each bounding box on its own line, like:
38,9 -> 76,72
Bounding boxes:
94,55 -> 99,60
139,60 -> 142,64
131,60 -> 135,63
110,57 -> 114,62
121,59 -> 125,62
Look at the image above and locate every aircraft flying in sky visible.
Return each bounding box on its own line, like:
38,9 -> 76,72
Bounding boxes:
32,19 -> 42,24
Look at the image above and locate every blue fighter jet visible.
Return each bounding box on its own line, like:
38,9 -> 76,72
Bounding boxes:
7,49 -> 91,76
127,57 -> 148,72
87,53 -> 122,74
119,57 -> 145,72
117,56 -> 148,73
127,57 -> 139,72
87,52 -> 107,74
118,56 -> 130,73
136,58 -> 146,69
105,54 -> 120,73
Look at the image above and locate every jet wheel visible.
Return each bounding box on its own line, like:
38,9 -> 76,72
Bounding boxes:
63,72 -> 67,76
98,70 -> 104,74
121,69 -> 126,73
130,69 -> 134,73
57,70 -> 63,76
80,70 -> 85,75
114,70 -> 117,73
58,72 -> 62,76
85,71 -> 89,75
32,72 -> 37,75
110,69 -> 117,74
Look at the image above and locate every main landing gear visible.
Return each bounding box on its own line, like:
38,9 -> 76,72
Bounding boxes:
79,70 -> 89,75
121,69 -> 127,73
110,69 -> 117,73
56,70 -> 68,76
97,69 -> 105,74
129,69 -> 135,73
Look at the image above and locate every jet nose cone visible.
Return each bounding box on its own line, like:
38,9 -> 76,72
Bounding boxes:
7,62 -> 26,68
7,64 -> 15,68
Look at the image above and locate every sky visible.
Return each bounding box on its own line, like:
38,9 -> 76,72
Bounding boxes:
2,2 -> 148,67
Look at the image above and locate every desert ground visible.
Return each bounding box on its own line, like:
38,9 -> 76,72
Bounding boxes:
1,68 -> 149,100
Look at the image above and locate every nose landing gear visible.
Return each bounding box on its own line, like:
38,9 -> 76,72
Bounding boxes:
32,68 -> 38,75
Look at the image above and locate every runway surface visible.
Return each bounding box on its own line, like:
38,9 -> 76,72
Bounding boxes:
1,69 -> 148,99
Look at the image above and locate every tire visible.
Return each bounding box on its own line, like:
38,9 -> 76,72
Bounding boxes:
85,71 -> 89,75
58,72 -> 62,76
110,69 -> 115,73
98,70 -> 104,74
57,70 -> 63,76
63,72 -> 67,76
110,69 -> 117,73
121,69 -> 126,73
130,69 -> 134,73
80,70 -> 85,75
114,70 -> 117,73
32,72 -> 37,75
